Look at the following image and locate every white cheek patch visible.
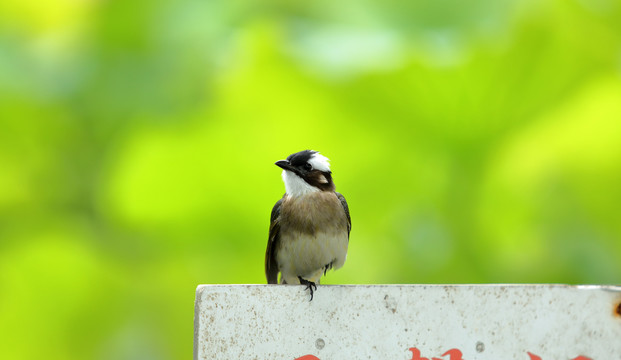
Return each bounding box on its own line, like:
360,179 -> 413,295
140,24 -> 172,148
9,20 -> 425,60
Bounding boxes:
308,152 -> 331,172
282,170 -> 319,197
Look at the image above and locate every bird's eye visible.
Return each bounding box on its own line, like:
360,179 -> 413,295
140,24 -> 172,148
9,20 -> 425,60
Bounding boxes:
303,163 -> 313,171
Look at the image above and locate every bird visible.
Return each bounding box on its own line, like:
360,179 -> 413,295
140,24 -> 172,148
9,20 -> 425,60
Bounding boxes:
265,150 -> 351,300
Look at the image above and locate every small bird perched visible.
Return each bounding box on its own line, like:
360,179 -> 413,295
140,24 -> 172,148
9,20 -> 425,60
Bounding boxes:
265,150 -> 351,300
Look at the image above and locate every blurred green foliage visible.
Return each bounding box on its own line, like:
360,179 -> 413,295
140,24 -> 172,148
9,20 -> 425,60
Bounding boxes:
1,0 -> 621,358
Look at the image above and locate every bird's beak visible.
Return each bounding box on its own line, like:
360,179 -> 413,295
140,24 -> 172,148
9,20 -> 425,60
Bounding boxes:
275,160 -> 296,172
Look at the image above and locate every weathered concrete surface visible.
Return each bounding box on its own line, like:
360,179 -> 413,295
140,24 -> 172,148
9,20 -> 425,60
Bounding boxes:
194,285 -> 621,359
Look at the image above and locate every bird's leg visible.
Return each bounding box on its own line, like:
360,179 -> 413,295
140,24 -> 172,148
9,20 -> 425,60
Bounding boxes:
323,262 -> 333,276
297,276 -> 317,301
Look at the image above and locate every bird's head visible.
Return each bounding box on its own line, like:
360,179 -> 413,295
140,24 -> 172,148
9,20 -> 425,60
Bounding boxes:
275,150 -> 335,196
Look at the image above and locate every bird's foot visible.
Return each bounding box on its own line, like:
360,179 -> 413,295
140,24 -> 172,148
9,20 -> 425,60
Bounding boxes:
298,276 -> 317,301
323,263 -> 332,276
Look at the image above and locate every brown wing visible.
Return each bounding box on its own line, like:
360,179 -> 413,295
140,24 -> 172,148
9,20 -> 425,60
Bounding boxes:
265,197 -> 283,284
336,192 -> 351,238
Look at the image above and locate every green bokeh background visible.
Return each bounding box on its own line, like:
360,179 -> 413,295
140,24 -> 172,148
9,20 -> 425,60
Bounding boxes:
1,0 -> 621,358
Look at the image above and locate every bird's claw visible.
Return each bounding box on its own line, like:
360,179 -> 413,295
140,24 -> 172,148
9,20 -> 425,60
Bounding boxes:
298,276 -> 317,301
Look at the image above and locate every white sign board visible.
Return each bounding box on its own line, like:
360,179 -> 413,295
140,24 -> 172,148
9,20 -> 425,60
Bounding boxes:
194,285 -> 621,359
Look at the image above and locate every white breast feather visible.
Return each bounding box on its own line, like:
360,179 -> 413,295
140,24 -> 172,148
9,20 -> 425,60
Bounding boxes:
282,170 -> 319,197
278,230 -> 349,284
